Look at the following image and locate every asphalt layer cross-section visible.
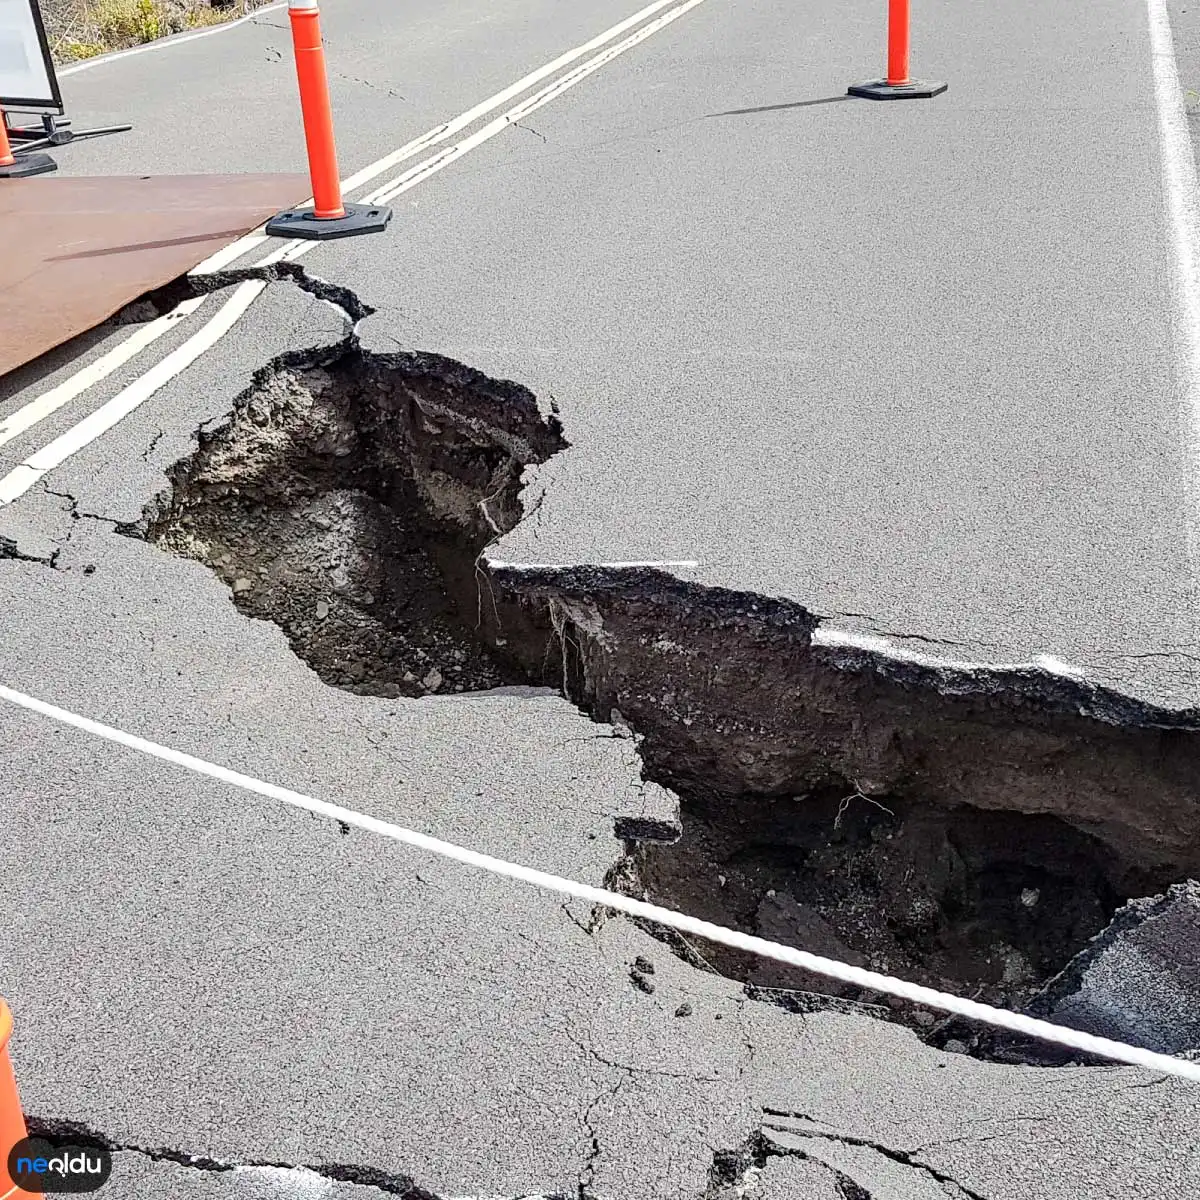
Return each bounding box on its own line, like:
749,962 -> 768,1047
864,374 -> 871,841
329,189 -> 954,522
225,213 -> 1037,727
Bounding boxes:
2,1 -> 1200,1198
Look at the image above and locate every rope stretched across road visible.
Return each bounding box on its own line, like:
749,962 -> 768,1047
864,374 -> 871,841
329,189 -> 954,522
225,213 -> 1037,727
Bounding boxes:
1,681 -> 1198,1084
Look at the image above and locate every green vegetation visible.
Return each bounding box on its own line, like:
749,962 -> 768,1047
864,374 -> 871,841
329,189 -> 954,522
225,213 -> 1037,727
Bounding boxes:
43,0 -> 263,63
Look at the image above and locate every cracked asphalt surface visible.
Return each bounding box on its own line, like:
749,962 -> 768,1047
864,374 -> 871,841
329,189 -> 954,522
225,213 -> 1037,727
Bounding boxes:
3,0 -> 1200,1197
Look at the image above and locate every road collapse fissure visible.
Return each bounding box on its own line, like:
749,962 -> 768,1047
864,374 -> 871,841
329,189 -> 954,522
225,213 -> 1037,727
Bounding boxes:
124,333 -> 1200,1064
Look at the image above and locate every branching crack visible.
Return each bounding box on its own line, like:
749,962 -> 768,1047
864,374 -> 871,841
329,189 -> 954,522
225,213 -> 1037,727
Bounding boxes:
761,1110 -> 990,1200
1,485 -> 116,570
26,1115 -> 437,1197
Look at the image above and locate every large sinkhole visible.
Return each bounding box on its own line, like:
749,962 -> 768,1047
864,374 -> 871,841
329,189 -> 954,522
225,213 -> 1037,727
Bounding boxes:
142,346 -> 565,698
138,343 -> 1199,1045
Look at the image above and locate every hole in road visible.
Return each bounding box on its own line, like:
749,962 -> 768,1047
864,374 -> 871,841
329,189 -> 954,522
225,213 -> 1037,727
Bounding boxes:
533,586 -> 1200,1049
142,346 -> 564,697
136,341 -> 1200,1059
629,781 -> 1151,1026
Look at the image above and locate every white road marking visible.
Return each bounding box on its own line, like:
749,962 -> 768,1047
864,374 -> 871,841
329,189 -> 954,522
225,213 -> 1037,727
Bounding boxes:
0,298 -> 206,452
489,560 -> 700,569
231,1166 -> 333,1199
2,677 -> 1198,1084
811,628 -> 1090,679
0,283 -> 264,504
366,0 -> 711,209
1146,0 -> 1200,548
0,0 -> 708,486
57,2 -> 288,76
0,0 -> 714,504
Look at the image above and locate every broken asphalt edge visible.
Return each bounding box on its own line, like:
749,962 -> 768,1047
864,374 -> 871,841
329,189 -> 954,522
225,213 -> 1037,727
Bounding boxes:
487,563 -> 1200,733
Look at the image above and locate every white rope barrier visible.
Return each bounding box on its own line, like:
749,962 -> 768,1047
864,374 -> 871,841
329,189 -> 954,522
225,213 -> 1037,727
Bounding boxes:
1,682 -> 1197,1084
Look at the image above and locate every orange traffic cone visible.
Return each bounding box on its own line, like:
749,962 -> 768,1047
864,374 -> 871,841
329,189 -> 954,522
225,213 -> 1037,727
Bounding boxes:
847,0 -> 947,100
0,998 -> 39,1198
265,0 -> 390,239
0,110 -> 56,179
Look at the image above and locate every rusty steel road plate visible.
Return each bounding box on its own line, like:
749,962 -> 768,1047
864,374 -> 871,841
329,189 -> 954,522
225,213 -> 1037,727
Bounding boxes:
0,173 -> 310,378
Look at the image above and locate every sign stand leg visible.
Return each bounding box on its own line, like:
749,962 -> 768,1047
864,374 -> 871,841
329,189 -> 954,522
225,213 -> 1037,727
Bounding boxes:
4,111 -> 133,149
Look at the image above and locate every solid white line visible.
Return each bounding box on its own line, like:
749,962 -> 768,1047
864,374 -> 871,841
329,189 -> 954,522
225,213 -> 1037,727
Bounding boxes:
812,629 -> 1090,679
1,0 -> 712,498
489,560 -> 700,569
1146,0 -> 1200,516
340,0 -> 691,197
0,282 -> 264,505
58,2 -> 288,76
1,679 -> 1197,1084
0,298 -> 206,452
0,0 -> 708,474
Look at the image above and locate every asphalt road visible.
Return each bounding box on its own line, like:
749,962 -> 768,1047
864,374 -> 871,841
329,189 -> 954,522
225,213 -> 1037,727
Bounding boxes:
17,0 -> 1200,709
2,1 -> 1200,1197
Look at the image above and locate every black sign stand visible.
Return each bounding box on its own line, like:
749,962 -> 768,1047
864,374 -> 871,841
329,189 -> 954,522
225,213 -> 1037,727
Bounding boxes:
5,111 -> 132,150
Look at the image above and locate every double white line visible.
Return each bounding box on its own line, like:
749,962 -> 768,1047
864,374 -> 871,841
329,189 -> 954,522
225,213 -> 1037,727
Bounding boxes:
0,0 -> 712,506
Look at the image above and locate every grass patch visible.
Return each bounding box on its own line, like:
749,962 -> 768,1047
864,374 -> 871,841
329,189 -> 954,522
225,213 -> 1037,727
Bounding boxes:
44,0 -> 271,62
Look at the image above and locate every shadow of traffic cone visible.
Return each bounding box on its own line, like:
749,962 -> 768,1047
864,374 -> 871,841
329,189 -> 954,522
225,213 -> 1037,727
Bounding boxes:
1,999 -> 39,1197
0,111 -> 56,179
266,0 -> 391,239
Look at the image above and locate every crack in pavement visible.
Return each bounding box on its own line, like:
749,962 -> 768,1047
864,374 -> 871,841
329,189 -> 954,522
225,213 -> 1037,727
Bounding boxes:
566,1026 -> 723,1084
1,262 -> 362,574
193,260 -> 374,328
577,1073 -> 627,1200
1,484 -> 116,569
140,427 -> 167,463
27,1115 -> 437,1197
335,71 -> 405,100
0,535 -> 56,567
41,484 -> 118,526
512,121 -> 548,143
3,241 -> 1193,1200
760,1112 -> 990,1200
